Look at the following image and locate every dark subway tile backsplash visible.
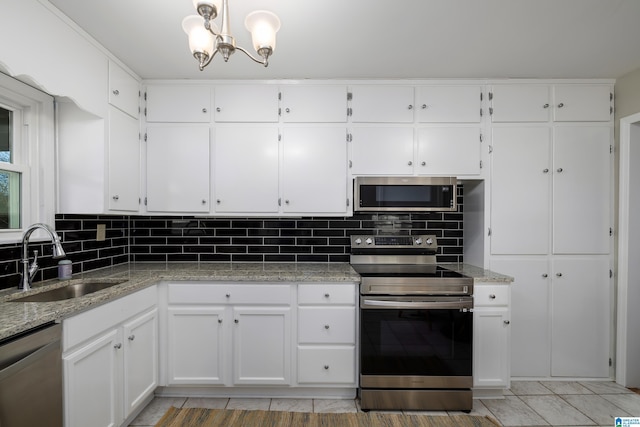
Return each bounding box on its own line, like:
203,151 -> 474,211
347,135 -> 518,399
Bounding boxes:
0,188 -> 464,290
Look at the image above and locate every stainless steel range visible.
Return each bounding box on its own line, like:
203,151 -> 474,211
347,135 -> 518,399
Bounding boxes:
350,234 -> 474,412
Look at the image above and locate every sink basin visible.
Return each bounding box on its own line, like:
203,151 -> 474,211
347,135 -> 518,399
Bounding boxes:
11,280 -> 126,302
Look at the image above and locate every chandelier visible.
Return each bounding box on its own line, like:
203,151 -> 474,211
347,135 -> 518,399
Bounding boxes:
182,0 -> 281,71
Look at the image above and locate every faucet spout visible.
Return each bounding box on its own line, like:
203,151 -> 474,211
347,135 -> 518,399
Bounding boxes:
20,223 -> 66,292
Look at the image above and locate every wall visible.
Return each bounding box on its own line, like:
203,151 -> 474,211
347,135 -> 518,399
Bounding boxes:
0,189 -> 464,290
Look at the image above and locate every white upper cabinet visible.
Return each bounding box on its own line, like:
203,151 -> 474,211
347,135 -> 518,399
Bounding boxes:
282,127 -> 348,214
416,85 -> 482,123
214,127 -> 280,213
350,85 -> 415,123
214,85 -> 279,122
281,85 -> 348,123
350,127 -> 415,175
108,61 -> 140,118
145,85 -> 211,122
417,127 -> 481,175
108,106 -> 140,212
145,125 -> 210,212
490,85 -> 551,122
553,84 -> 612,122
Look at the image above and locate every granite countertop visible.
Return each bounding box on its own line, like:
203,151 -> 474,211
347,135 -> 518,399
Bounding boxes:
0,262 -> 511,341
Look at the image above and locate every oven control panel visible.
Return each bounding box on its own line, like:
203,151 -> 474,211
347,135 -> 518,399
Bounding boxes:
350,234 -> 437,249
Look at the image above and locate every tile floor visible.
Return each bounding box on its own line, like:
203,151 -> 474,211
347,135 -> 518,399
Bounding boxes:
129,381 -> 640,427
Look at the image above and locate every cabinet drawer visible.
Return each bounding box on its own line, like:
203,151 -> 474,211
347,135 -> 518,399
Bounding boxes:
297,346 -> 356,384
168,283 -> 291,305
474,285 -> 509,306
298,284 -> 356,305
298,307 -> 355,344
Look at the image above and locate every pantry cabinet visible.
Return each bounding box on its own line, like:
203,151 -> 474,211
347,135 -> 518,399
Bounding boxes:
62,287 -> 158,427
145,125 -> 210,213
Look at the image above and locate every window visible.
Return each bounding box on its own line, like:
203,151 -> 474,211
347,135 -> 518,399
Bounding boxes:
0,72 -> 56,242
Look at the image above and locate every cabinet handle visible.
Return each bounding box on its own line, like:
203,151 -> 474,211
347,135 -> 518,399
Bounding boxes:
234,319 -> 239,324
407,161 -> 413,166
542,273 -> 548,278
324,324 -> 330,330
114,343 -> 122,349
216,107 -> 221,112
556,272 -> 563,277
503,320 -> 511,325
543,168 -> 549,173
543,103 -> 549,108
407,105 -> 413,110
202,108 -> 208,113
128,335 -> 135,341
112,195 -> 119,200
557,168 -> 563,173
112,89 -> 119,96
324,365 -> 330,370
489,294 -> 496,299
421,104 -> 428,109
557,103 -> 564,108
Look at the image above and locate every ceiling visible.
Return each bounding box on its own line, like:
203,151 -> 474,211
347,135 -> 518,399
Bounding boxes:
46,0 -> 640,81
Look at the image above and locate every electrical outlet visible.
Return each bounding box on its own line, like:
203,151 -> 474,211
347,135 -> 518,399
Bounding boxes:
96,224 -> 106,241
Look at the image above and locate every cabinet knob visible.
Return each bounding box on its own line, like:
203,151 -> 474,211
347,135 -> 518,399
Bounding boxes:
421,161 -> 426,166
542,273 -> 548,278
489,294 -> 496,299
226,293 -> 231,298
128,335 -> 135,341
114,343 -> 122,349
324,365 -> 330,370
556,272 -> 563,277
407,105 -> 413,110
202,108 -> 208,113
503,320 -> 511,325
234,319 -> 239,324
112,195 -> 119,200
285,200 -> 290,205
324,293 -> 330,298
543,103 -> 549,108
557,103 -> 564,108
557,168 -> 563,173
217,199 -> 221,204
202,199 -> 207,204
324,324 -> 330,330
216,107 -> 221,112
407,161 -> 413,166
543,168 -> 549,173
421,104 -> 428,109
218,319 -> 223,324
285,108 -> 290,113
112,89 -> 120,96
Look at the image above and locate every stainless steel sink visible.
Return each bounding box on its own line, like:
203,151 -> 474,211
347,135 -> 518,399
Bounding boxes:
10,280 -> 126,302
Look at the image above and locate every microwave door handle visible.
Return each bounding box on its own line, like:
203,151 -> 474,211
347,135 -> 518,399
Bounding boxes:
362,299 -> 472,310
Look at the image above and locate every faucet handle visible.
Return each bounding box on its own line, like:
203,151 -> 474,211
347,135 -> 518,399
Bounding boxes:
28,250 -> 39,278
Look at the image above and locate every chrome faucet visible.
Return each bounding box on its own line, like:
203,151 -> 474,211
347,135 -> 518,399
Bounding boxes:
20,223 -> 66,292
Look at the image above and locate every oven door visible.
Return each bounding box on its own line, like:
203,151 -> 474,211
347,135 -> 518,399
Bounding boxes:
360,296 -> 473,389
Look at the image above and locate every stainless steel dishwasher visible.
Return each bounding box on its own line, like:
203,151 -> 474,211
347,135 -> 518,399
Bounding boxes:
0,322 -> 63,427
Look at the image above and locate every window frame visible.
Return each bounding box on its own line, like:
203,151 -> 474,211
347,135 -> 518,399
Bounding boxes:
0,72 -> 55,243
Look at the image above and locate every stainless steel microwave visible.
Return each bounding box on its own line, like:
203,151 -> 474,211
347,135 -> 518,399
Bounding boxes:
354,176 -> 457,212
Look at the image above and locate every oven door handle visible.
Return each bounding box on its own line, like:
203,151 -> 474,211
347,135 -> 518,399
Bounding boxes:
361,299 -> 473,310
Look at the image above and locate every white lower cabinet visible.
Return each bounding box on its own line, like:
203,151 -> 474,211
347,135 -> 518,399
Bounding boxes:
473,282 -> 510,391
62,287 -> 158,427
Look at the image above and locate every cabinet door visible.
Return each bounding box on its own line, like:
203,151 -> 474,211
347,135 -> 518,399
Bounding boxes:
109,61 -> 139,118
551,256 -> 611,377
166,307 -> 226,385
281,85 -> 347,122
146,125 -> 210,212
490,258 -> 550,377
417,85 -> 481,123
553,85 -> 612,122
350,86 -> 414,123
214,127 -> 279,213
490,85 -> 551,122
145,85 -> 211,123
490,127 -> 551,254
417,127 -> 480,175
64,329 -> 120,427
213,85 -> 279,122
552,126 -> 611,254
122,309 -> 158,418
108,106 -> 140,211
282,127 -> 348,214
233,306 -> 291,385
350,127 -> 414,175
473,307 -> 510,388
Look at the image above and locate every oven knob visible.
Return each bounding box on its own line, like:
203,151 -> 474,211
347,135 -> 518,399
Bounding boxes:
415,237 -> 423,245
365,237 -> 373,245
425,238 -> 434,246
354,238 -> 362,245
